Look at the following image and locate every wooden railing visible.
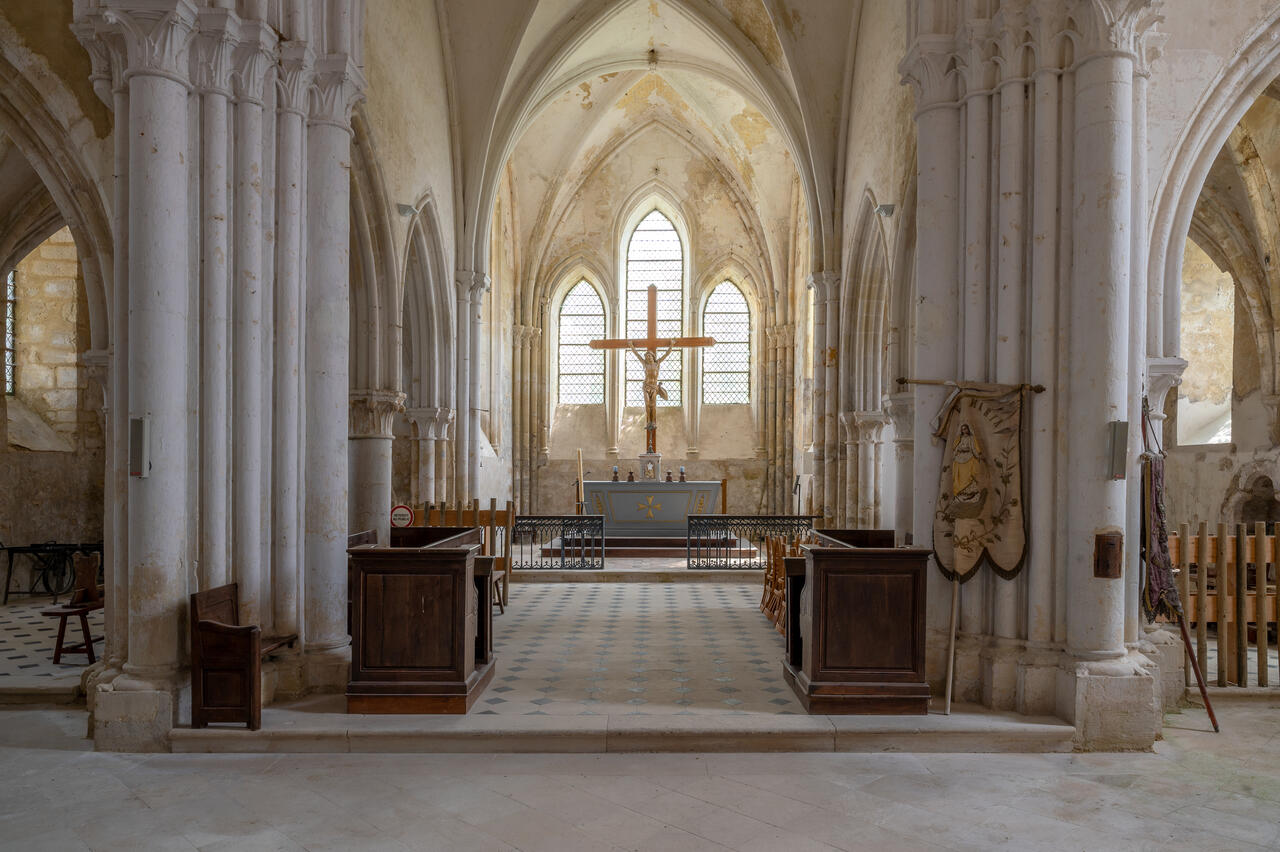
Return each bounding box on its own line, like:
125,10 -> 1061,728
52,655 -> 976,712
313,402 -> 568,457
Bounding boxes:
1168,522 -> 1279,688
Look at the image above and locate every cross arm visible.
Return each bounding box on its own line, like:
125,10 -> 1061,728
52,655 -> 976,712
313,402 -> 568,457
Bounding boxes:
588,336 -> 716,351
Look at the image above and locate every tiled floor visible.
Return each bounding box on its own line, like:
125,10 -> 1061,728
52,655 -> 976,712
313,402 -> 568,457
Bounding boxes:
486,583 -> 801,716
0,701 -> 1275,850
0,597 -> 103,680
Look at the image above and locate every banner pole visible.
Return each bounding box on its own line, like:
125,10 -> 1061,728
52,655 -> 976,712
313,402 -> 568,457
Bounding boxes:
944,576 -> 959,715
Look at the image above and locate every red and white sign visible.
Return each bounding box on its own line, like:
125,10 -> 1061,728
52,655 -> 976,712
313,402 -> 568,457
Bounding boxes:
390,505 -> 414,527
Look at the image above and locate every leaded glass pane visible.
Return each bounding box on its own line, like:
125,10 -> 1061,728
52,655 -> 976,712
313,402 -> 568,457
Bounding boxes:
625,210 -> 683,407
558,280 -> 605,404
3,269 -> 13,395
701,281 -> 750,404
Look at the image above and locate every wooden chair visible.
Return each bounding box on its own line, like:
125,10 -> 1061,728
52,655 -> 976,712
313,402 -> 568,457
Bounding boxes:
190,583 -> 297,730
39,552 -> 103,664
425,498 -> 515,612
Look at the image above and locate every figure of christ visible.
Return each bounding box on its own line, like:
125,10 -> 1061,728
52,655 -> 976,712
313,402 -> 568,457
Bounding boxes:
628,342 -> 675,454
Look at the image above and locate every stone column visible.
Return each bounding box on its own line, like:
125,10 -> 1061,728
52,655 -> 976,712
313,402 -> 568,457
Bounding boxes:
838,412 -> 857,527
349,390 -> 405,544
97,1 -> 196,751
1060,0 -> 1162,749
453,273 -> 473,501
304,54 -> 363,689
405,407 -> 437,506
230,22 -> 276,628
884,392 -> 914,544
193,10 -> 237,592
823,275 -> 840,528
854,412 -> 889,529
807,275 -> 826,523
900,32 -> 963,661
272,41 -> 312,639
468,275 -> 490,497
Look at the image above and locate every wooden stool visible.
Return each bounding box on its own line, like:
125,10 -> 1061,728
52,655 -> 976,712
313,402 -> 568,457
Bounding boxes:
40,604 -> 101,664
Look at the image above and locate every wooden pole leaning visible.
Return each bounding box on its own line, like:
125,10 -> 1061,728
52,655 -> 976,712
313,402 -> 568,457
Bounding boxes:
944,576 -> 959,715
1256,521 -> 1269,687
1236,524 -> 1248,684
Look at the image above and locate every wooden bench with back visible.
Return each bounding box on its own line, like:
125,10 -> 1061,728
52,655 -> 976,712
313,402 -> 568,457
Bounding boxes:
189,583 -> 298,729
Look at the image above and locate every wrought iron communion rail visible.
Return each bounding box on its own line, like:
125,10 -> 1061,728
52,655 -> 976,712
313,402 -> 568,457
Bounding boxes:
511,515 -> 605,570
686,515 -> 816,569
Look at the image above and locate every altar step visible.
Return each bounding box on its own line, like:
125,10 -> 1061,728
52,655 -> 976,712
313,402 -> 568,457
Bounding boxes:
539,536 -> 758,559
515,567 -> 761,583
168,696 -> 1076,754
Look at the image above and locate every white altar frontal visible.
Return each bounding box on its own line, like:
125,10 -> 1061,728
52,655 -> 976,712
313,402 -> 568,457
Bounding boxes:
583,480 -> 721,537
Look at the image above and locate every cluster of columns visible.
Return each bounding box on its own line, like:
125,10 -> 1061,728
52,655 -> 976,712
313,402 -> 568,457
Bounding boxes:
762,322 -> 797,513
900,0 -> 1166,746
404,406 -> 455,508
510,323 -> 544,511
74,0 -> 363,750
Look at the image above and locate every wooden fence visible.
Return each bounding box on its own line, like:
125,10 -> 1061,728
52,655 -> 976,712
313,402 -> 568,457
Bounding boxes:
1168,522 -> 1279,688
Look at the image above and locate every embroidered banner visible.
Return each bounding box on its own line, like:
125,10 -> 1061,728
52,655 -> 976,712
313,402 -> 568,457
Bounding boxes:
932,385 -> 1028,582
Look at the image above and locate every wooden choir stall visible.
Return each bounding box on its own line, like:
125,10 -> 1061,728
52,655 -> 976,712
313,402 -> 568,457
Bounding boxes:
783,530 -> 931,714
347,526 -> 496,713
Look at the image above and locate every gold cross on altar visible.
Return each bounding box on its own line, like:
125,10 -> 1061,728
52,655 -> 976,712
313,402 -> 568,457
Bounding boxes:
637,496 -> 662,519
589,285 -> 715,454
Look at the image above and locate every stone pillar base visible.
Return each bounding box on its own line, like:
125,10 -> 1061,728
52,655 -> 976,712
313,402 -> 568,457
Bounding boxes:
924,626 -> 951,692
980,641 -> 1020,711
951,634 -> 984,704
1056,653 -> 1160,751
81,663 -> 121,737
304,646 -> 351,692
1139,625 -> 1186,712
1015,648 -> 1060,716
265,650 -> 307,703
92,675 -> 183,752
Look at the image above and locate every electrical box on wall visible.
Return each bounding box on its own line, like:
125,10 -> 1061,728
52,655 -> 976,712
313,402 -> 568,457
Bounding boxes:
129,416 -> 150,478
1106,420 -> 1128,480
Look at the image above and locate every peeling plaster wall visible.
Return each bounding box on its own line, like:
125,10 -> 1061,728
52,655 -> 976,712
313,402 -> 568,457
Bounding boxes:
1177,239 -> 1234,445
0,230 -> 103,577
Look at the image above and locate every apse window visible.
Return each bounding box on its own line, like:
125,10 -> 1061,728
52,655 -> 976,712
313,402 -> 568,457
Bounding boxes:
625,209 -> 683,407
557,280 -> 606,404
4,269 -> 14,395
1177,239 -> 1233,445
701,281 -> 750,404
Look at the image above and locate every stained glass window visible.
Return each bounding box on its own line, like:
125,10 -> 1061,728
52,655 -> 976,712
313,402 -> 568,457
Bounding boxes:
557,280 -> 605,404
625,210 -> 682,407
4,270 -> 14,395
701,281 -> 750,404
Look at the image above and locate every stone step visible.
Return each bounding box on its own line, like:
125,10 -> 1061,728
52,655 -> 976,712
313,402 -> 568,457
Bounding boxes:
168,698 -> 1076,754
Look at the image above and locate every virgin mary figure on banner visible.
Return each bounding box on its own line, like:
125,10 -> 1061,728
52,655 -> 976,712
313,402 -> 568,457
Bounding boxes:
932,384 -> 1028,582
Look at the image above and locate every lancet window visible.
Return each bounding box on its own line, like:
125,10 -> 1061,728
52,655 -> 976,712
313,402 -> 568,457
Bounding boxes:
625,210 -> 683,407
701,281 -> 750,404
557,279 -> 606,404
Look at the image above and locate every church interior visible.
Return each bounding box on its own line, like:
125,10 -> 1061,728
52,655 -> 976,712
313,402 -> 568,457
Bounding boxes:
3,0 -> 1280,848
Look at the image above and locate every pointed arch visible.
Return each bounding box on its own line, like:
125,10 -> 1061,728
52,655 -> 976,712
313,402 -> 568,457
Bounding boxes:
700,279 -> 751,405
402,191 -> 455,410
623,205 -> 685,408
555,279 -> 607,405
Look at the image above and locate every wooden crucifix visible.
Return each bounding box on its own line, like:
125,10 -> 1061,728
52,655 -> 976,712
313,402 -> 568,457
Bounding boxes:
589,285 -> 714,454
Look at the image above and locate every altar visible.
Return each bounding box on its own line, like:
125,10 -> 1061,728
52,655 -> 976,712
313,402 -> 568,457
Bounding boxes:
583,480 -> 722,537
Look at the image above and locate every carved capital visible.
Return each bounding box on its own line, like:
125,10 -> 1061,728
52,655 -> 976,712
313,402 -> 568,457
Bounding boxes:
231,21 -> 277,105
405,406 -> 454,440
349,390 -> 406,439
310,54 -> 365,129
192,9 -> 239,95
1069,0 -> 1164,59
805,271 -> 839,303
853,411 -> 890,443
883,392 -> 915,442
70,19 -> 117,106
276,41 -> 315,116
1146,356 -> 1187,421
954,20 -> 994,97
102,1 -> 198,86
455,269 -> 491,301
899,33 -> 958,112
